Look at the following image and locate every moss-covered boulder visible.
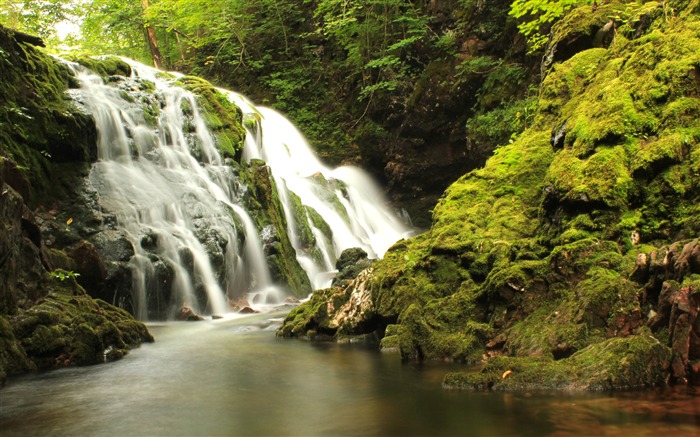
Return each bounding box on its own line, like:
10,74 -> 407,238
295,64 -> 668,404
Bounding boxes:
0,25 -> 97,204
11,272 -> 153,372
64,54 -> 132,80
0,26 -> 154,385
175,76 -> 246,160
279,0 -> 700,389
444,333 -> 671,391
240,160 -> 312,297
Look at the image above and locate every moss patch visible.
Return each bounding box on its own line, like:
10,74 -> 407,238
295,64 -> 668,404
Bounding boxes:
175,76 -> 246,160
11,273 -> 153,371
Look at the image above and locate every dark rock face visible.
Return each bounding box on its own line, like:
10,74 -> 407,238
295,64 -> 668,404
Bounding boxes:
639,240 -> 700,383
68,240 -> 108,292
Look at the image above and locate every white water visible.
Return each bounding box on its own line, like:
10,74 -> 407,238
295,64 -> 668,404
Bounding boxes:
66,58 -> 410,319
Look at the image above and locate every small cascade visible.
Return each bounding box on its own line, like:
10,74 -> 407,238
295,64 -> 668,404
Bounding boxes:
66,58 -> 411,319
240,106 -> 411,288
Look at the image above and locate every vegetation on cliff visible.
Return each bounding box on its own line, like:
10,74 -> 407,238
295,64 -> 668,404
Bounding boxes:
279,0 -> 700,389
1,0 -> 546,227
0,25 -> 153,385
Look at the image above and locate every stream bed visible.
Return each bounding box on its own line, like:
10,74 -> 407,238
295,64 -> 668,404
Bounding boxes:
1,311 -> 699,436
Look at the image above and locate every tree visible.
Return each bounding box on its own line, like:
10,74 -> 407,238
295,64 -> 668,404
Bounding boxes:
141,0 -> 163,68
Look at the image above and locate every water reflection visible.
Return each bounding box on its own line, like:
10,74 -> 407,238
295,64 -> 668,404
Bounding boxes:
1,313 -> 699,436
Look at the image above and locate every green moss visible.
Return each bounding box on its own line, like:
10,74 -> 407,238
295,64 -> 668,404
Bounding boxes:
10,274 -> 153,371
546,144 -> 633,209
176,76 -> 246,159
0,316 -> 34,385
430,129 -> 553,254
277,287 -> 349,338
64,55 -> 132,80
278,2 -> 700,391
445,333 -> 671,391
567,333 -> 672,390
241,160 -> 312,296
0,29 -> 97,204
539,48 -> 609,116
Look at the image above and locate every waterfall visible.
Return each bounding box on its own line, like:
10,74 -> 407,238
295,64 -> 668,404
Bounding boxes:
66,58 -> 411,319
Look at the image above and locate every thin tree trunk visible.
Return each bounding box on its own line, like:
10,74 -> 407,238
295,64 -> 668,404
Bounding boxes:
141,0 -> 163,69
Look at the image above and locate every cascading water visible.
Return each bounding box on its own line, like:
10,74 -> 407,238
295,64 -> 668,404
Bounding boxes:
66,58 -> 411,319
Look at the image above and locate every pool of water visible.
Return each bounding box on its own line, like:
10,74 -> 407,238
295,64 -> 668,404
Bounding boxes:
1,311 -> 699,436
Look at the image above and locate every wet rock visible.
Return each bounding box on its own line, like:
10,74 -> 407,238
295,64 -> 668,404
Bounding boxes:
261,225 -> 280,255
11,274 -> 153,371
177,303 -> 204,321
550,121 -> 568,150
1,158 -> 30,201
68,240 -> 107,293
238,307 -> 258,314
332,247 -> 375,287
92,230 -> 134,262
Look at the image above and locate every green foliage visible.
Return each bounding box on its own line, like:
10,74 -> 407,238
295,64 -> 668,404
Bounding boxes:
509,0 -> 591,52
0,0 -> 76,40
49,270 -> 81,282
314,0 -> 431,102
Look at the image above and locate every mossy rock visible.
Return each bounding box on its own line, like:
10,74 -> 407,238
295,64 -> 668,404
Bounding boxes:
10,273 -> 153,371
277,2 -> 700,390
444,333 -> 671,391
0,316 -> 35,385
64,55 -> 132,80
277,287 -> 350,338
240,160 -> 312,297
0,27 -> 98,204
175,76 -> 246,160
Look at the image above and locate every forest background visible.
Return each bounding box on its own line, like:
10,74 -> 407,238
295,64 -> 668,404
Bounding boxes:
0,0 -> 578,226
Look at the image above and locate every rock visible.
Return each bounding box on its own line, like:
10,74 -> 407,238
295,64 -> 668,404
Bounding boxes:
229,298 -> 251,312
668,284 -> 700,382
10,275 -> 153,372
1,158 -> 30,201
444,335 -> 672,391
332,247 -> 374,287
550,121 -> 567,150
92,230 -> 135,262
177,303 -> 204,321
68,240 -> 107,293
238,307 -> 258,314
331,268 -> 375,332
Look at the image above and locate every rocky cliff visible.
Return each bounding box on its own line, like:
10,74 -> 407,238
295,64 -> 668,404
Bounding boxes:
0,26 -> 155,385
279,0 -> 700,390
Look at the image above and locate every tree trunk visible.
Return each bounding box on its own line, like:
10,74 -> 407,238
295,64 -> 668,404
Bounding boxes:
141,0 -> 163,69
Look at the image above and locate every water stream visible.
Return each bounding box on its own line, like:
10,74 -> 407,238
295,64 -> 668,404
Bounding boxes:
12,59 -> 697,436
66,59 -> 411,319
1,313 -> 698,436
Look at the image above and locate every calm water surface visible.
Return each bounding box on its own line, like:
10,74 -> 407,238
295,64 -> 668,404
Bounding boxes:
1,311 -> 699,436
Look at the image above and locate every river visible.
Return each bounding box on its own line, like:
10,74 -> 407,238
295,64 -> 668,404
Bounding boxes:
1,310 -> 699,436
